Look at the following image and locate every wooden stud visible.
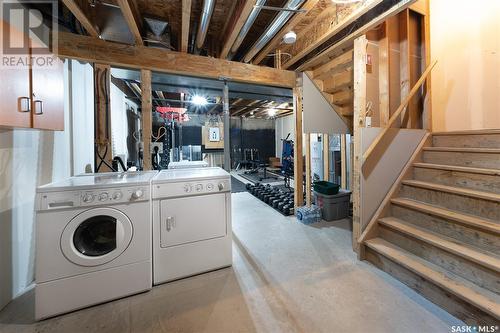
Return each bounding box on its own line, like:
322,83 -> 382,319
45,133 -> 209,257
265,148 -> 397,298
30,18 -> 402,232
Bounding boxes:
323,134 -> 329,181
181,0 -> 192,53
312,50 -> 353,80
94,63 -> 113,172
352,35 -> 368,252
252,0 -> 321,64
423,0 -> 432,131
293,84 -> 304,209
57,32 -> 296,88
379,22 -> 390,127
399,9 -> 410,128
116,0 -> 143,45
341,134 -> 347,189
141,69 -> 152,170
61,0 -> 99,37
219,0 -> 256,59
305,133 -> 312,206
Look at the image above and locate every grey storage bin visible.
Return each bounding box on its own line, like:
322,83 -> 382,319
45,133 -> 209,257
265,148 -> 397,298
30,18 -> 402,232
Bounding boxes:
313,190 -> 351,221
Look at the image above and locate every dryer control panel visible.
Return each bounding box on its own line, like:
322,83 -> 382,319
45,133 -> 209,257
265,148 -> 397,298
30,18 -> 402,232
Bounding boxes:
38,186 -> 149,211
153,178 -> 230,199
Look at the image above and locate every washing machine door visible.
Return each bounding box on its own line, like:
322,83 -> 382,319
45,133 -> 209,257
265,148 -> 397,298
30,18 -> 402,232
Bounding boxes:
61,207 -> 133,267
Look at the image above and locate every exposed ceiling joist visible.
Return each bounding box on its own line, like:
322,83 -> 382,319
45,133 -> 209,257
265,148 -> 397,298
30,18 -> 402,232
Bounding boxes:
58,32 -> 296,88
181,0 -> 193,52
116,0 -> 143,45
280,0 -> 382,69
252,0 -> 320,65
61,0 -> 99,37
219,0 -> 256,59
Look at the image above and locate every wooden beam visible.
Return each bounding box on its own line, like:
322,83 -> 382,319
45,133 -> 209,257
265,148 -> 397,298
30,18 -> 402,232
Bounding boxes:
352,35 -> 368,252
293,84 -> 304,209
94,63 -> 113,172
323,134 -> 329,181
296,0 -> 418,72
116,0 -> 142,45
57,32 -> 296,88
305,133 -> 311,206
252,0 -> 321,65
280,0 -> 383,70
219,0 -> 256,59
312,50 -> 353,81
181,0 -> 192,52
141,69 -> 152,170
61,0 -> 99,37
399,9 -> 410,128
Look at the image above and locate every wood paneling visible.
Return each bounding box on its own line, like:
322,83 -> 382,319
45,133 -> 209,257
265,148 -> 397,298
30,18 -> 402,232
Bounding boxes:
57,32 -> 296,88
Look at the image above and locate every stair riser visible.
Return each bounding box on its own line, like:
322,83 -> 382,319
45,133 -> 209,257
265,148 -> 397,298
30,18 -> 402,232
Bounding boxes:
365,247 -> 497,325
399,185 -> 500,221
379,226 -> 500,294
391,205 -> 500,254
433,134 -> 500,148
423,151 -> 500,169
413,168 -> 500,194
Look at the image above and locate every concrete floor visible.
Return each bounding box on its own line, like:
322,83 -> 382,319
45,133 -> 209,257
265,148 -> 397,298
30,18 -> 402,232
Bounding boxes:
0,192 -> 463,333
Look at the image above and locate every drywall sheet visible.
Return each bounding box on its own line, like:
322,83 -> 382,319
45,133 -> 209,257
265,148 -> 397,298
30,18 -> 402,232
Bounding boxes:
302,74 -> 350,135
360,128 -> 426,231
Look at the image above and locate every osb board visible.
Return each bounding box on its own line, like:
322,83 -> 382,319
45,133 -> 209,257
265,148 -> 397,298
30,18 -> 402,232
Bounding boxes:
292,0 -> 333,35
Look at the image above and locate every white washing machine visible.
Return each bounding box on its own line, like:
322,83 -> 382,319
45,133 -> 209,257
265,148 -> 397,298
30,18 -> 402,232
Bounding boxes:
168,160 -> 209,169
152,167 -> 232,284
35,171 -> 157,320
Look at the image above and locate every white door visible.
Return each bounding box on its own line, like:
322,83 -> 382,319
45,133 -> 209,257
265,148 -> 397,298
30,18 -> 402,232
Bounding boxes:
160,193 -> 227,248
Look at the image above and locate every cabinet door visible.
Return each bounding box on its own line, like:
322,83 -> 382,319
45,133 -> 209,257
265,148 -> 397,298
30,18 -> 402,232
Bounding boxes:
31,56 -> 64,130
0,20 -> 31,128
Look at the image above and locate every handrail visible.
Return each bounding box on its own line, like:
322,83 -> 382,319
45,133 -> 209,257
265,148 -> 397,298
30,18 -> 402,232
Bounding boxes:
362,60 -> 437,163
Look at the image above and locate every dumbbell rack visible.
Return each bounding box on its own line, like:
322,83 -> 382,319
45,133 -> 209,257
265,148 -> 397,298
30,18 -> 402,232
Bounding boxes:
246,183 -> 297,216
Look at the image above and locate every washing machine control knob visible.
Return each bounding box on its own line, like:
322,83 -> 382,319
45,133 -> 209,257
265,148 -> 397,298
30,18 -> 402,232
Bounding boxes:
113,191 -> 123,200
82,193 -> 94,203
98,192 -> 109,201
183,184 -> 192,193
195,184 -> 203,192
131,189 -> 143,199
218,183 -> 225,191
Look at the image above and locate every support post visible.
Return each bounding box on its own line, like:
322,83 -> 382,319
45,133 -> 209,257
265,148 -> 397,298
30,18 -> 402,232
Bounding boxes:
340,134 -> 347,189
293,78 -> 304,209
305,133 -> 311,207
141,69 -> 152,170
378,22 -> 390,127
223,81 -> 231,171
323,134 -> 329,181
352,35 -> 368,252
94,63 -> 113,172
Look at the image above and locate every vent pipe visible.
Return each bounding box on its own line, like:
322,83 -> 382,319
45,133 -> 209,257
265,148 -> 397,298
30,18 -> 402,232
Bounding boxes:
230,0 -> 267,56
243,0 -> 305,63
196,0 -> 216,49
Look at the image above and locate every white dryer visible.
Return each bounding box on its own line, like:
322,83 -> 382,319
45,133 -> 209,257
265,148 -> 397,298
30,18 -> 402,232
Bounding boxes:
35,171 -> 157,320
152,167 -> 232,284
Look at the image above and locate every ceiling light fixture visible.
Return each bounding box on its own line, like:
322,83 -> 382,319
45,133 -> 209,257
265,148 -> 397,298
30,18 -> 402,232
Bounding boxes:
192,95 -> 208,106
283,31 -> 297,44
267,108 -> 277,117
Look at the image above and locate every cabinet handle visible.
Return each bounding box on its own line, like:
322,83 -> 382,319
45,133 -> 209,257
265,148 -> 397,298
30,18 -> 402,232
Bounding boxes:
34,100 -> 43,115
18,97 -> 30,112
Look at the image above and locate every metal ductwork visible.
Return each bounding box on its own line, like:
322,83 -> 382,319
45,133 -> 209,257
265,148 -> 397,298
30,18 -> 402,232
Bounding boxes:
196,0 -> 216,49
229,0 -> 267,57
243,0 -> 306,63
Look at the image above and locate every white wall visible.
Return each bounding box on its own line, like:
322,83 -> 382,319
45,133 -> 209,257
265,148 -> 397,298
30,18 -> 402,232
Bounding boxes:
275,115 -> 294,158
0,60 -> 94,310
430,0 -> 500,131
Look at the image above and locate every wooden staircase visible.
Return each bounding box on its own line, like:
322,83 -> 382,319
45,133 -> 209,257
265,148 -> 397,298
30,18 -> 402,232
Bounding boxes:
360,130 -> 500,325
305,48 -> 354,130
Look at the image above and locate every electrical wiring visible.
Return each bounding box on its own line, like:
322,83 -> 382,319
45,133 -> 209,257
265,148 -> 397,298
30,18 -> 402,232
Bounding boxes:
152,126 -> 167,142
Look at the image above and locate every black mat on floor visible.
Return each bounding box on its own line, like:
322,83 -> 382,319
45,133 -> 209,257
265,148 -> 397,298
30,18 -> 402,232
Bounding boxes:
231,176 -> 247,193
239,170 -> 283,184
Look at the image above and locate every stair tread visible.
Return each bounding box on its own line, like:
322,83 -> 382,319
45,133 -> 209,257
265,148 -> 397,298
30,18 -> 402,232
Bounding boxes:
402,179 -> 500,202
378,217 -> 500,273
365,238 -> 500,319
390,198 -> 500,235
424,147 -> 500,153
413,162 -> 500,176
432,129 -> 500,136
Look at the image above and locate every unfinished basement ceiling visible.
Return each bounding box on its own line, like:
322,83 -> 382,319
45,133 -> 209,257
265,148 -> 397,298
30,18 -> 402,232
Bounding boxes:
111,68 -> 293,118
